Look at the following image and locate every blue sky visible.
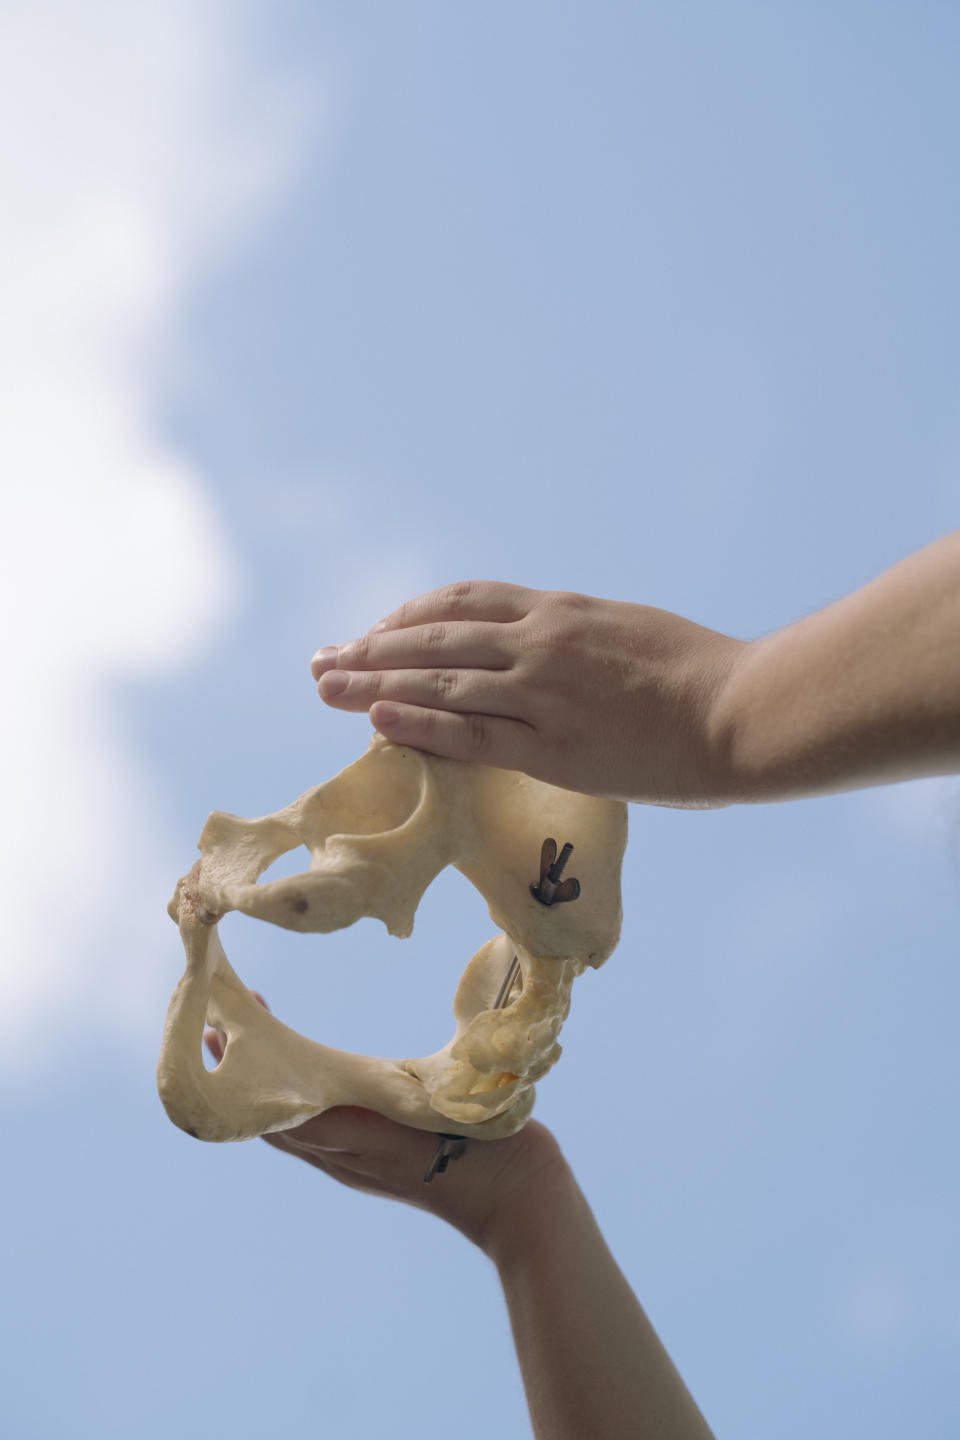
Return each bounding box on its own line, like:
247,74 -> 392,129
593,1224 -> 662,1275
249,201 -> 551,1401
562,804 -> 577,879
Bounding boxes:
2,4 -> 958,1437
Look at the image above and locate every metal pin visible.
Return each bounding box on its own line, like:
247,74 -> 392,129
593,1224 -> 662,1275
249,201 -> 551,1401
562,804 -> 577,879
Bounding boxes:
425,836 -> 585,1183
423,950 -> 523,1183
492,953 -> 522,1010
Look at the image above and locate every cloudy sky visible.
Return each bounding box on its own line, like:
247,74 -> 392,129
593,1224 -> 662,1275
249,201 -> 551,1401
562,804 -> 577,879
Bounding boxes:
2,4 -> 958,1438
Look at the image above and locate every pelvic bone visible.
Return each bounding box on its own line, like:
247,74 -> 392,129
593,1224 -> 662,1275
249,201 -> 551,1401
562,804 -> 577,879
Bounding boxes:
158,736 -> 626,1143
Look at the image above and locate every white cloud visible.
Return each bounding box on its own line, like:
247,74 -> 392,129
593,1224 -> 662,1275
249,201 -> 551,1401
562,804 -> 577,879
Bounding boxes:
0,1 -> 319,1069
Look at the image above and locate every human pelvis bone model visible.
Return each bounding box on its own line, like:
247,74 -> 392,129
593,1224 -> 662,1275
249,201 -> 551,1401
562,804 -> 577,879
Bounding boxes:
158,735 -> 627,1143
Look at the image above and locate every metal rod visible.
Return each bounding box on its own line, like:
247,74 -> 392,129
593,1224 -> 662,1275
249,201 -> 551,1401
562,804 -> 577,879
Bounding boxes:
423,952 -> 522,1183
425,832 -> 587,1183
493,953 -> 521,1010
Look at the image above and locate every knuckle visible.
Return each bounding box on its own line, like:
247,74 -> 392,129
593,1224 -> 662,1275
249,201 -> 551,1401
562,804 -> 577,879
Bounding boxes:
546,588 -> 582,616
347,634 -> 371,667
421,621 -> 448,652
421,707 -> 440,739
433,668 -> 458,702
535,590 -> 587,650
467,713 -> 489,756
441,580 -> 474,612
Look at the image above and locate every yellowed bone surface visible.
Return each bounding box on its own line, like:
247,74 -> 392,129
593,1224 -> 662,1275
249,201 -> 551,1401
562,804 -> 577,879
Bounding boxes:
158,736 -> 627,1143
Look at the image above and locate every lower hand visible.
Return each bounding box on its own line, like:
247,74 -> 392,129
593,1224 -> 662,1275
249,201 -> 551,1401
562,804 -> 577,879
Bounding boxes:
204,1022 -> 567,1253
311,581 -> 745,807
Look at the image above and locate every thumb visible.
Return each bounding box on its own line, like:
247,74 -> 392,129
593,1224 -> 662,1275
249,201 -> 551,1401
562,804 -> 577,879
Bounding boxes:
280,1106 -> 426,1160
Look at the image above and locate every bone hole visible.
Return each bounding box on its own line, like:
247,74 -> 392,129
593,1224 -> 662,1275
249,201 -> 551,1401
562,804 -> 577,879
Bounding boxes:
256,844 -> 313,884
201,1024 -> 227,1071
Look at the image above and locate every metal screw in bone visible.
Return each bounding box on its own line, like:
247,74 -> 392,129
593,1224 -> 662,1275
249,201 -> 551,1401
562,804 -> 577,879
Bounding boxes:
530,837 -> 581,906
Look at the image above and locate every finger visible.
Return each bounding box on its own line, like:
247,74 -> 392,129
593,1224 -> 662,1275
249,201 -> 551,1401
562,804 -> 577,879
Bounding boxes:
280,1106 -> 434,1166
262,1131 -> 302,1158
312,620 -> 513,681
369,702 -> 536,769
261,1133 -> 390,1198
282,1107 -> 448,1192
276,1105 -> 381,1155
318,666 -> 526,720
265,1107 -> 437,1189
261,1130 -> 336,1177
369,580 -> 538,635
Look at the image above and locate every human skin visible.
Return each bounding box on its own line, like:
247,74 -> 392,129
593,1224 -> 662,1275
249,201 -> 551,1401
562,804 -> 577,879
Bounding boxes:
204,1026 -> 715,1440
310,531 -> 960,807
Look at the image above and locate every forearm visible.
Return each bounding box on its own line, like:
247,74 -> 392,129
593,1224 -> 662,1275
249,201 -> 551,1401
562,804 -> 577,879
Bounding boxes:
483,1158 -> 714,1440
717,531 -> 960,802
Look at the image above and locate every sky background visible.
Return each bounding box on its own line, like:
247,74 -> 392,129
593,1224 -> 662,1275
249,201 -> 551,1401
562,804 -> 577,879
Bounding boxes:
2,3 -> 958,1437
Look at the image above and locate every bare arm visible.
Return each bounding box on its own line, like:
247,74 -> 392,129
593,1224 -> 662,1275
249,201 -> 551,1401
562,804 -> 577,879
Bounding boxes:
712,529 -> 960,800
311,532 -> 960,807
484,1149 -> 715,1440
205,1025 -> 713,1438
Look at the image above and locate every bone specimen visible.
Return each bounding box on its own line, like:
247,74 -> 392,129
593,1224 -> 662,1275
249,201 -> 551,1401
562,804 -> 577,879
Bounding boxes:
158,736 -> 627,1143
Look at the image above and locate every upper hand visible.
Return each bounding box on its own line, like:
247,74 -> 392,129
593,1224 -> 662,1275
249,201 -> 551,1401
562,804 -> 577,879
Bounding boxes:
311,581 -> 746,807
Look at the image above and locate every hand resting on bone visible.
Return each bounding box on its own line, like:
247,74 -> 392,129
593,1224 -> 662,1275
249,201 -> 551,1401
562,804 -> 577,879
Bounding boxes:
204,1014 -> 715,1440
312,532 -> 960,807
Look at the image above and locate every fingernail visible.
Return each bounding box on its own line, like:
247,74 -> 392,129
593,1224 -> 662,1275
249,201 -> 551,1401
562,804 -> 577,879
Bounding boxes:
319,670 -> 349,698
311,646 -> 339,680
375,703 -> 400,726
368,619 -> 387,633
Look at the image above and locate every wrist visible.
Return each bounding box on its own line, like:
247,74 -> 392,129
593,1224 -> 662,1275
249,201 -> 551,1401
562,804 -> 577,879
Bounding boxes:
479,1148 -> 581,1270
708,620 -> 867,804
706,632 -> 795,804
695,634 -> 763,805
